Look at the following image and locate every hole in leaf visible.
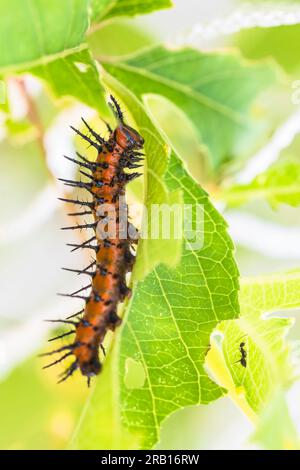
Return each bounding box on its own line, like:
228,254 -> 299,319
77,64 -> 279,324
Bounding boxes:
74,62 -> 89,73
124,357 -> 146,389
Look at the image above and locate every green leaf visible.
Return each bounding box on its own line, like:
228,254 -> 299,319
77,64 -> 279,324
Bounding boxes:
0,0 -> 108,113
236,24 -> 300,74
0,0 -> 90,72
220,156 -> 300,208
91,0 -> 172,22
29,48 -> 106,114
103,45 -> 275,168
209,270 -> 300,416
72,73 -> 240,449
90,0 -> 113,23
88,19 -> 153,58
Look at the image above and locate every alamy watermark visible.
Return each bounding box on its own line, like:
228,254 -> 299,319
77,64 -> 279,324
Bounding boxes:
95,196 -> 205,251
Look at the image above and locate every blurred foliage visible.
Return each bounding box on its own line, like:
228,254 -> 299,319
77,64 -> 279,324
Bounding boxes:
235,24 -> 300,75
91,0 -> 172,23
251,390 -> 300,450
30,49 -> 106,114
0,354 -> 87,450
0,139 -> 48,223
0,0 -> 89,70
88,19 -> 153,57
221,155 -> 300,208
103,46 -> 275,169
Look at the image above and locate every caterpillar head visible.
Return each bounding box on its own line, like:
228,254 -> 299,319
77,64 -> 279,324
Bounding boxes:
109,94 -> 144,150
115,123 -> 144,150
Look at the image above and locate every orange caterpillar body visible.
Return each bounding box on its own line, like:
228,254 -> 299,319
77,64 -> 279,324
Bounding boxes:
42,96 -> 144,384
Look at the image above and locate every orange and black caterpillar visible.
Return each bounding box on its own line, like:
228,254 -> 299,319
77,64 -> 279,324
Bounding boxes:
42,96 -> 144,385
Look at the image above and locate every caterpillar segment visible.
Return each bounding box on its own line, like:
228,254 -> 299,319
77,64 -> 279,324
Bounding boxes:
42,96 -> 144,385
